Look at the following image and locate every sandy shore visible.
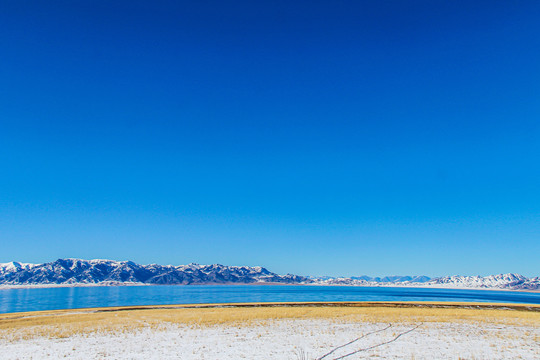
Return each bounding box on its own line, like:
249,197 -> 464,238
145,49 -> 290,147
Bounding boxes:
1,302 -> 539,359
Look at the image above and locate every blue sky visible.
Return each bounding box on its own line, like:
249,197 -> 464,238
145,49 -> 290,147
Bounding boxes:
1,1 -> 539,277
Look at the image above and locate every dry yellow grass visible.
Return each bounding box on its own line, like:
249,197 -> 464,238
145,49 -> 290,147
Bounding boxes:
1,302 -> 538,341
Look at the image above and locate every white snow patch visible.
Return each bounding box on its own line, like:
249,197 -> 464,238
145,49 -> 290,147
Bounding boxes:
1,319 -> 538,359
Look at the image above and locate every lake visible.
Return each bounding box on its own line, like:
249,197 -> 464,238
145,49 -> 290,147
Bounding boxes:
1,285 -> 539,314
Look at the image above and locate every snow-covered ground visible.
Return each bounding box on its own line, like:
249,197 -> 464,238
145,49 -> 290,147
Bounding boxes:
2,319 -> 538,359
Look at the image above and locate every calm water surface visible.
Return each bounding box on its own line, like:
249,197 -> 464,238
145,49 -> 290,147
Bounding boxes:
1,285 -> 539,314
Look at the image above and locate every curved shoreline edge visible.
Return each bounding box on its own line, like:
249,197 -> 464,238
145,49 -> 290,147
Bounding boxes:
1,282 -> 539,294
2,301 -> 540,317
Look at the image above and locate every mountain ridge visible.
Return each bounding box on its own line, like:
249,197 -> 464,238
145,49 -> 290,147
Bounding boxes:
1,259 -> 538,290
0,259 -> 306,286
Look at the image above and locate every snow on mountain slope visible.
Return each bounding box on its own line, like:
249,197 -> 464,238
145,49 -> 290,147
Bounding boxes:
1,259 -> 538,290
0,259 -> 307,286
0,262 -> 37,273
427,273 -> 529,289
309,273 -> 539,290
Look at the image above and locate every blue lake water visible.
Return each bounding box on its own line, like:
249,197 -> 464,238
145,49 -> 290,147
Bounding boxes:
1,285 -> 539,314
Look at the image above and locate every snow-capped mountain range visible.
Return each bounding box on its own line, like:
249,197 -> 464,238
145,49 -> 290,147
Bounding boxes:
0,259 -> 306,286
0,259 -> 538,290
310,273 -> 540,290
426,274 -> 540,291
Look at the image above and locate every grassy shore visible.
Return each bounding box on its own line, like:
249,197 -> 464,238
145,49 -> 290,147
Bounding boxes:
2,302 -> 539,359
1,301 -> 539,340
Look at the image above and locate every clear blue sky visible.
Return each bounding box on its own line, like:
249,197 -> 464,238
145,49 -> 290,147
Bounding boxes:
1,1 -> 539,277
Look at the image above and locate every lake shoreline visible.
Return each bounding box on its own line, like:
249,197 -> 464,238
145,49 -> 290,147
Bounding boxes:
1,281 -> 539,293
3,284 -> 539,314
2,300 -> 540,317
